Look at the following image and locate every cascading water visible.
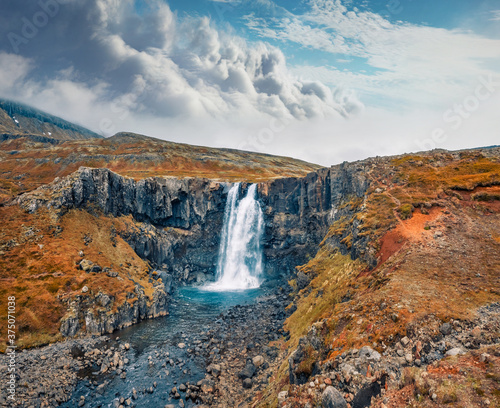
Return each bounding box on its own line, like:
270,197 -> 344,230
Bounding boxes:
205,183 -> 264,291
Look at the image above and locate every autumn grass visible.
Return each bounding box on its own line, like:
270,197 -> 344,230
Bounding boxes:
0,206 -> 152,351
0,134 -> 321,202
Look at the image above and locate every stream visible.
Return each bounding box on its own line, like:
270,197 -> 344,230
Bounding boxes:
61,286 -> 267,407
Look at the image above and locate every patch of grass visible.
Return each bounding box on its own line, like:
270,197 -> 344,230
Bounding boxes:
398,203 -> 413,220
0,206 -> 153,351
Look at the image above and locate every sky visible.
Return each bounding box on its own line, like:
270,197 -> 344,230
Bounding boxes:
0,0 -> 499,166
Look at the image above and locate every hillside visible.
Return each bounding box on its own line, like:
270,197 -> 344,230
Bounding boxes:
0,106 -> 498,407
0,130 -> 321,206
0,99 -> 102,141
255,148 -> 500,408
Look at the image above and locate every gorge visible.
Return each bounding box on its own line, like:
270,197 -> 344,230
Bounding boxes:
1,132 -> 499,408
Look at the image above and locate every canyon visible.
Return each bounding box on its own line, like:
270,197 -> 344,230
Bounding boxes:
0,101 -> 499,408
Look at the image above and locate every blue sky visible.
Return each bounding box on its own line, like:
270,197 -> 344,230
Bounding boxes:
0,0 -> 499,164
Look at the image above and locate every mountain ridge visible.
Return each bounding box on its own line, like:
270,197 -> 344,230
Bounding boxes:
0,99 -> 102,140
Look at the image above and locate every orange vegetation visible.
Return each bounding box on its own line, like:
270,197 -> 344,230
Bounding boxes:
0,205 -> 150,350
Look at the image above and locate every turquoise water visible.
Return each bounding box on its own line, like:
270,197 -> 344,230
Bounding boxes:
112,286 -> 263,351
62,286 -> 264,407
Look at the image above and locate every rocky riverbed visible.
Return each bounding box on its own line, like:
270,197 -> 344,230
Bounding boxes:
0,283 -> 291,408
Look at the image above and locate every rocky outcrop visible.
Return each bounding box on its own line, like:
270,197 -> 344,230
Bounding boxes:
288,325 -> 324,385
259,161 -> 371,276
17,166 -> 231,281
60,284 -> 168,337
18,163 -> 371,282
18,166 -> 228,228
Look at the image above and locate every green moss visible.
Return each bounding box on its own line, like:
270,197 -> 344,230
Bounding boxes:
399,203 -> 413,220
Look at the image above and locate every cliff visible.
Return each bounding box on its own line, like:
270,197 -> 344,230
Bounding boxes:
10,162 -> 370,342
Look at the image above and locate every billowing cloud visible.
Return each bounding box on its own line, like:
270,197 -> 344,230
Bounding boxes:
0,0 -> 361,136
244,0 -> 500,109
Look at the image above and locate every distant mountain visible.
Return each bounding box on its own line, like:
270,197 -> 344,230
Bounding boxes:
0,99 -> 102,140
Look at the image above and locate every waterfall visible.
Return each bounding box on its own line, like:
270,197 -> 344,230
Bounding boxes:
205,183 -> 264,291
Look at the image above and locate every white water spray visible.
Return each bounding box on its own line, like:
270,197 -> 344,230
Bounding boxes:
205,183 -> 264,291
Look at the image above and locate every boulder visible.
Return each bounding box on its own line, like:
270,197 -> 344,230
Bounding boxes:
252,355 -> 265,368
79,259 -> 93,272
439,323 -> 452,336
358,346 -> 381,362
238,361 -> 256,380
322,386 -> 347,408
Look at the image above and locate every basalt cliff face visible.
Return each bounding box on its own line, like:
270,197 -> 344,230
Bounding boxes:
14,162 -> 371,339
18,161 -> 371,282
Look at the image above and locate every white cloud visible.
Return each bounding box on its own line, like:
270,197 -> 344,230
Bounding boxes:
0,52 -> 33,93
243,0 -> 500,110
1,0 -> 498,167
0,0 -> 361,132
490,10 -> 500,21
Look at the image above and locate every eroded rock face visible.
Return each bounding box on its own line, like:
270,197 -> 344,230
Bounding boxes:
18,164 -> 371,282
17,164 -> 371,337
18,167 -> 228,228
60,285 -> 168,337
259,161 -> 372,276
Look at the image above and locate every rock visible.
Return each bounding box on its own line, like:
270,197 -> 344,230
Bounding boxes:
107,270 -> 118,278
296,271 -> 311,290
208,364 -> 221,377
439,323 -> 452,335
60,314 -> 80,337
178,343 -> 186,349
359,346 -> 381,362
480,353 -> 491,363
445,347 -> 464,357
81,286 -> 89,293
352,382 -> 382,408
278,390 -> 289,405
199,379 -> 215,393
252,355 -> 265,368
242,378 -> 252,389
90,265 -> 102,273
401,336 -> 410,346
238,361 -> 256,380
79,259 -> 93,272
405,353 -> 413,363
321,386 -> 347,408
